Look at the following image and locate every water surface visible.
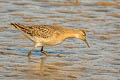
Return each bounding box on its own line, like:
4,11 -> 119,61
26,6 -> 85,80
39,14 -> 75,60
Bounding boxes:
0,0 -> 120,80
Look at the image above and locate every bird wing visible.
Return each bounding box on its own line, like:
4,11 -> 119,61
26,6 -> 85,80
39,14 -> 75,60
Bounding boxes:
10,23 -> 55,39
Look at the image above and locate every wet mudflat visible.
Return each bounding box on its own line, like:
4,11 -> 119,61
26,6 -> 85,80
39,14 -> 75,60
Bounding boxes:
0,0 -> 120,80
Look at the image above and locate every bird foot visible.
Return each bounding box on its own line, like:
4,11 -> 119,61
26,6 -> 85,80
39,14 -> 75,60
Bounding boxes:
46,54 -> 65,57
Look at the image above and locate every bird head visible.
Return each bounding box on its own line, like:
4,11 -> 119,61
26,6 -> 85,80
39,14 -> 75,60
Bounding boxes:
75,29 -> 90,48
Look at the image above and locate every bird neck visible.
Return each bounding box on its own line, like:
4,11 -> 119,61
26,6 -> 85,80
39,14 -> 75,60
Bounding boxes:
64,28 -> 78,39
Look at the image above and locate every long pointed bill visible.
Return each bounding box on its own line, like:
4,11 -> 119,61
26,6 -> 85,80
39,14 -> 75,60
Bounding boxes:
84,39 -> 90,48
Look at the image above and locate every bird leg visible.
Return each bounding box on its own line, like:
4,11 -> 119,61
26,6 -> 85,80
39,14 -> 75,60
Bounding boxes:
41,46 -> 49,56
27,47 -> 35,57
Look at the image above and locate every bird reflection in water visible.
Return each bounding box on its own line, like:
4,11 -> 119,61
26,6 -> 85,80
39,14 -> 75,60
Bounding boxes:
26,56 -> 77,80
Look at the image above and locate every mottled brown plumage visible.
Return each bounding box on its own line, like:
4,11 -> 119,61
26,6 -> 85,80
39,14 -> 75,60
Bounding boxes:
10,23 -> 90,57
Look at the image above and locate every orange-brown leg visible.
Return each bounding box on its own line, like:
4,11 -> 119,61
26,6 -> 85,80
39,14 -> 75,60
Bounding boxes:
27,47 -> 35,57
41,46 -> 49,56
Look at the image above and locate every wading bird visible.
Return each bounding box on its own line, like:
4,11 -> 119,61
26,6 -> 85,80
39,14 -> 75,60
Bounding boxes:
11,23 -> 90,57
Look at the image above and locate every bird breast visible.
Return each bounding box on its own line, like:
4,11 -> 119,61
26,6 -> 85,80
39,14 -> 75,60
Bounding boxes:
35,32 -> 65,46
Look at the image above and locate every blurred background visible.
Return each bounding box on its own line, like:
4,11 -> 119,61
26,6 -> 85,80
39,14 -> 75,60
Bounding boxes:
0,0 -> 120,80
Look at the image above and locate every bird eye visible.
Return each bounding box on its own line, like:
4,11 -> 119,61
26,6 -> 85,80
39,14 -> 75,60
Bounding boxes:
82,31 -> 86,36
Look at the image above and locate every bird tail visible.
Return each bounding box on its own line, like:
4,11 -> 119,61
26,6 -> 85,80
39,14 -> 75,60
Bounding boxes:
10,23 -> 30,34
10,23 -> 34,41
10,23 -> 25,30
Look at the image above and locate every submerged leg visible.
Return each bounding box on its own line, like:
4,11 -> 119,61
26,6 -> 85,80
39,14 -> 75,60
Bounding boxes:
40,46 -> 64,57
27,47 -> 35,57
41,46 -> 49,56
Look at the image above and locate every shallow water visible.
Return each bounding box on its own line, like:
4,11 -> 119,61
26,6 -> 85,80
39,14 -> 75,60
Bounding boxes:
0,0 -> 120,80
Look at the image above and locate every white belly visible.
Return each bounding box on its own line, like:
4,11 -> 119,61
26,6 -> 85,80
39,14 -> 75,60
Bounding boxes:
32,36 -> 64,46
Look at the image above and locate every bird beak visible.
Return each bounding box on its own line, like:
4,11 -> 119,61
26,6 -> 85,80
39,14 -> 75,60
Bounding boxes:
84,39 -> 90,48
